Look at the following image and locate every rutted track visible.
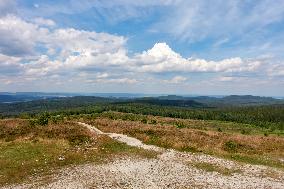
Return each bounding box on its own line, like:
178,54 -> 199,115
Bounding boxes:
77,122 -> 163,152
4,122 -> 284,189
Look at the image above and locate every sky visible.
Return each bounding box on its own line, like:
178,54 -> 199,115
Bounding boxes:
0,0 -> 284,96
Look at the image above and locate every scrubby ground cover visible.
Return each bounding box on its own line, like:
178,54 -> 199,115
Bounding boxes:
1,110 -> 283,187
0,119 -> 156,186
79,111 -> 284,169
5,122 -> 284,189
71,110 -> 284,136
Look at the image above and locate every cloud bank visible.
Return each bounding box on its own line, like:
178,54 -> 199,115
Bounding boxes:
0,16 -> 269,83
0,0 -> 283,95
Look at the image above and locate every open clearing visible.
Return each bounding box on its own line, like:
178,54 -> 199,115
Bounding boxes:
3,122 -> 284,189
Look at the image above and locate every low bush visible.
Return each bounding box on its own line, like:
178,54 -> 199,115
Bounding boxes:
67,134 -> 92,146
224,141 -> 239,152
37,113 -> 50,126
174,122 -> 186,129
150,119 -> 157,124
241,129 -> 251,135
141,118 -> 148,124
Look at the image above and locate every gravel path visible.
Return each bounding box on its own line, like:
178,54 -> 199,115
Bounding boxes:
77,122 -> 163,152
4,122 -> 284,189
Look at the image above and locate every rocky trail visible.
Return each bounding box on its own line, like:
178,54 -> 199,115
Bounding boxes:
4,122 -> 284,189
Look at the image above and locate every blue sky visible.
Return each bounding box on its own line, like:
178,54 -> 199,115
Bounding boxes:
0,0 -> 284,96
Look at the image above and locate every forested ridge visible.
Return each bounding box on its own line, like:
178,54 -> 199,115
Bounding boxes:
0,95 -> 283,131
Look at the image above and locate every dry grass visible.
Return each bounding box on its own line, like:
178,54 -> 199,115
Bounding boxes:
0,119 -> 157,186
0,119 -> 94,144
79,111 -> 283,136
84,117 -> 284,169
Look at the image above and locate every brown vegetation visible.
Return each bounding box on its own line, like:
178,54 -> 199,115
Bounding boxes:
0,119 -> 156,186
84,116 -> 284,169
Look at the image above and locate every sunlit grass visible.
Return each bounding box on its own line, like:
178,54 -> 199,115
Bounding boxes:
0,119 -> 157,186
83,114 -> 284,169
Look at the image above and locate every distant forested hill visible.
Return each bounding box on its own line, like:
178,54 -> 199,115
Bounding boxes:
0,94 -> 43,103
118,97 -> 205,108
152,95 -> 284,107
0,96 -> 118,116
1,95 -> 283,131
0,94 -> 283,117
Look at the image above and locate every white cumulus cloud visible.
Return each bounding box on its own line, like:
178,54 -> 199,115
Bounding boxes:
0,15 -> 283,93
133,42 -> 262,73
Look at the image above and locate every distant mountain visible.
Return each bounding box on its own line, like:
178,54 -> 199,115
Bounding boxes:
130,97 -> 205,108
0,92 -> 153,103
0,96 -> 119,116
0,94 -> 50,103
1,93 -> 284,116
154,95 -> 284,107
221,95 -> 280,104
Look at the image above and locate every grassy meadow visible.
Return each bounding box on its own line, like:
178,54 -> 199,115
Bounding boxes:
79,111 -> 284,169
0,119 -> 157,186
0,109 -> 283,186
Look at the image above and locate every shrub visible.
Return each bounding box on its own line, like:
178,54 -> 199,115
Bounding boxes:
91,113 -> 99,119
141,118 -> 148,124
50,115 -> 64,124
224,141 -> 239,152
28,119 -> 37,128
67,134 -> 92,146
150,119 -> 157,124
175,122 -> 186,129
37,113 -> 49,126
241,129 -> 251,135
181,146 -> 199,153
19,113 -> 31,119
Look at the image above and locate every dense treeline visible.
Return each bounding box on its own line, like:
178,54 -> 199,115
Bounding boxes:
0,96 -> 117,116
1,95 -> 283,116
0,96 -> 283,131
125,98 -> 205,107
6,103 -> 282,131
105,103 -> 284,130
